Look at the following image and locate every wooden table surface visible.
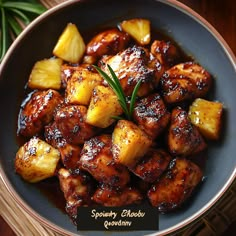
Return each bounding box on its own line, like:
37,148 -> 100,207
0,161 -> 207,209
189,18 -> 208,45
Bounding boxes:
1,0 -> 235,235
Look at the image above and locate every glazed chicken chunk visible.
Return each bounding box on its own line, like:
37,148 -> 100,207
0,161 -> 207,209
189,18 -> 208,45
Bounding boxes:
18,89 -> 63,137
92,184 -> 143,207
151,40 -> 179,70
54,105 -> 98,145
100,45 -> 165,96
130,148 -> 172,183
160,62 -> 212,104
133,93 -> 170,139
168,107 -> 207,156
84,28 -> 130,64
58,168 -> 94,223
147,158 -> 203,212
79,135 -> 130,188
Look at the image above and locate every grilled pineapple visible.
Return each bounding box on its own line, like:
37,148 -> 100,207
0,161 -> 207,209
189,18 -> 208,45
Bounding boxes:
189,98 -> 223,140
15,137 -> 60,183
120,18 -> 151,45
112,120 -> 152,168
66,65 -> 103,105
53,23 -> 85,63
86,85 -> 123,128
28,57 -> 62,90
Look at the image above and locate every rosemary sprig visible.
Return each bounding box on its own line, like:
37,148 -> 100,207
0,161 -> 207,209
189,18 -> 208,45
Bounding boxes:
94,65 -> 142,121
0,0 -> 47,62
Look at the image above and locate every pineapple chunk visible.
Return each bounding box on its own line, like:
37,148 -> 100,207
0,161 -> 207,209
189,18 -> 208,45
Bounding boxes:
53,23 -> 85,63
120,18 -> 151,45
86,85 -> 123,128
189,98 -> 223,140
28,57 -> 62,90
112,120 -> 152,168
15,137 -> 60,183
66,66 -> 103,105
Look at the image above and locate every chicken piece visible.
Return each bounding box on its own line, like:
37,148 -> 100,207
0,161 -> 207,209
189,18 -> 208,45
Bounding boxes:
44,122 -> 81,170
18,89 -> 63,137
80,135 -> 130,188
151,40 -> 179,70
188,98 -> 223,140
100,45 -> 165,96
54,105 -> 98,145
92,185 -> 143,207
44,121 -> 66,148
58,168 -> 94,223
59,143 -> 81,170
120,18 -> 151,45
130,149 -> 172,183
112,120 -> 152,168
65,64 -> 103,105
147,158 -> 203,212
85,28 -> 130,64
168,107 -> 207,156
160,62 -> 212,104
15,137 -> 60,183
133,93 -> 170,139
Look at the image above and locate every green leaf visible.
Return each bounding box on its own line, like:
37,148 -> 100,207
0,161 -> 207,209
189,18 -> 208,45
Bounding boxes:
0,7 -> 10,62
8,8 -> 31,25
2,2 -> 46,15
6,12 -> 22,36
93,64 -> 140,121
129,79 -> 142,117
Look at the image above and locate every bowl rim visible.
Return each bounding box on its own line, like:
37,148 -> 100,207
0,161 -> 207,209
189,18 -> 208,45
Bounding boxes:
0,0 -> 236,235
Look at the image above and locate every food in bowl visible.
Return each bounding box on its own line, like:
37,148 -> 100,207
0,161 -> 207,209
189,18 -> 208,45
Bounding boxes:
14,18 -> 223,225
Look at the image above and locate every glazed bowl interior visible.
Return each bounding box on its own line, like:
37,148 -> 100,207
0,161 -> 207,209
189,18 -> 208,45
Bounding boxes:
0,0 -> 236,235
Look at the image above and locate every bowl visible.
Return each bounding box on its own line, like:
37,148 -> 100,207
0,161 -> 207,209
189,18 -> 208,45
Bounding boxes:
0,0 -> 236,235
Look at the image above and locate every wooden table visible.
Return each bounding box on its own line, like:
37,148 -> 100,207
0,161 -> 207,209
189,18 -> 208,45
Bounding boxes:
1,0 -> 235,235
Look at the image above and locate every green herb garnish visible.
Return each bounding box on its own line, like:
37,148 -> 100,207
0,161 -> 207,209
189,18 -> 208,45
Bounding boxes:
0,0 -> 47,62
94,64 -> 142,121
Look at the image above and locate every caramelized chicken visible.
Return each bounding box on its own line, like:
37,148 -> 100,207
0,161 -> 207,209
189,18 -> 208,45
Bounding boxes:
133,93 -> 170,139
100,45 -> 165,96
59,143 -> 81,170
44,121 -> 66,148
54,105 -> 98,145
147,158 -> 203,212
45,122 -> 81,170
151,40 -> 179,70
80,135 -> 130,188
18,89 -> 63,137
160,62 -> 212,104
58,168 -> 94,223
168,107 -> 207,156
130,148 -> 172,183
92,184 -> 143,207
84,28 -> 130,64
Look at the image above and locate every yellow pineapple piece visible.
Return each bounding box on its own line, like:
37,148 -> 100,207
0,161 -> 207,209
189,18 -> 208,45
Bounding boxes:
120,18 -> 151,45
28,57 -> 62,90
112,120 -> 152,168
15,137 -> 60,183
86,85 -> 123,128
188,98 -> 223,140
66,66 -> 103,105
53,23 -> 85,63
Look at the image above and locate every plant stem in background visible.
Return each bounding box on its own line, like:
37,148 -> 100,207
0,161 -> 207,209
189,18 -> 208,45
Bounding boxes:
0,0 -> 47,62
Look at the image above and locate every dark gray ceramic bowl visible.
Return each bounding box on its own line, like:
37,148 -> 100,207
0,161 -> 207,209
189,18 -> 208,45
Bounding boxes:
0,0 -> 236,235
